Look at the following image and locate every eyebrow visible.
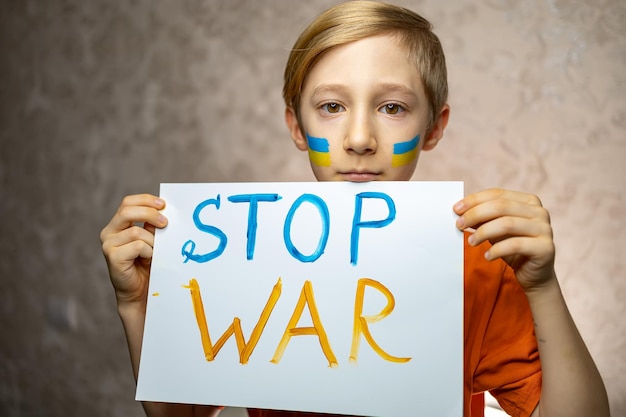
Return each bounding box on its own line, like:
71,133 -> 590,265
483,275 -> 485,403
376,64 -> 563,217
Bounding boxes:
310,83 -> 418,100
375,83 -> 418,98
310,84 -> 349,99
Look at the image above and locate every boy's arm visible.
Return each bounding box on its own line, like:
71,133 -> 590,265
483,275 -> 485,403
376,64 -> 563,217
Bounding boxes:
101,194 -> 223,417
454,189 -> 609,417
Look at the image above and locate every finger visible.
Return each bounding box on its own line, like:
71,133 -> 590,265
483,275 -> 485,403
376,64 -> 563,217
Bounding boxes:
454,188 -> 542,215
101,195 -> 167,240
104,241 -> 154,288
102,239 -> 155,274
103,225 -> 156,251
101,210 -> 160,247
113,194 -> 164,220
483,235 -> 555,264
457,199 -> 550,231
468,216 -> 553,248
118,193 -> 165,210
144,222 -> 156,235
105,239 -> 155,271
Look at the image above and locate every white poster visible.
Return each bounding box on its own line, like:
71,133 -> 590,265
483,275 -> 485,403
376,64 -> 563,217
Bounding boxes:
137,181 -> 463,417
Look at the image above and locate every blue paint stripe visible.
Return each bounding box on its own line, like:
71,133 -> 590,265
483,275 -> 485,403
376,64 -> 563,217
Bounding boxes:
393,135 -> 420,154
306,133 -> 330,153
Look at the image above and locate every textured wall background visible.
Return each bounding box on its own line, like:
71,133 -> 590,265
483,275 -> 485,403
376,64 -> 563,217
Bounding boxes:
1,1 -> 624,416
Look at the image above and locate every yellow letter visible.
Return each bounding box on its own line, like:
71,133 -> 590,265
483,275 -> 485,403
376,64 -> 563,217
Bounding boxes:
271,280 -> 338,367
349,278 -> 411,364
184,277 -> 282,364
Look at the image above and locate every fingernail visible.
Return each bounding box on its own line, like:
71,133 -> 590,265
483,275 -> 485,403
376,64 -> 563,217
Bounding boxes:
467,233 -> 475,246
453,201 -> 464,212
456,216 -> 465,228
155,198 -> 164,207
158,214 -> 167,225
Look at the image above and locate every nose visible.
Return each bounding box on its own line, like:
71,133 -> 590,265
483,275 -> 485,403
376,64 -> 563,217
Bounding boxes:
343,111 -> 377,155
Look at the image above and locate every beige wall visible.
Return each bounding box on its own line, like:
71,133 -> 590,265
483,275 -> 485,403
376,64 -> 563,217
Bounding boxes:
1,1 -> 624,415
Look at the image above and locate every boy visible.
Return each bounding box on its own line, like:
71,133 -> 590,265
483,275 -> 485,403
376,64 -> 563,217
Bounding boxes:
100,2 -> 609,416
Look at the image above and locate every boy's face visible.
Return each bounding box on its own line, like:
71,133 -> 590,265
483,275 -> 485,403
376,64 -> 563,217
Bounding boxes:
286,34 -> 448,182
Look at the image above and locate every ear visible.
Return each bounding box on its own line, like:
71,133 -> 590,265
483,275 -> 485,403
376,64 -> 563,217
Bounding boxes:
422,104 -> 450,152
285,107 -> 308,151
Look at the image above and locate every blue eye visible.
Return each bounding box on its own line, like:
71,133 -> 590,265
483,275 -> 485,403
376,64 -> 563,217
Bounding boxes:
380,103 -> 404,115
321,102 -> 344,114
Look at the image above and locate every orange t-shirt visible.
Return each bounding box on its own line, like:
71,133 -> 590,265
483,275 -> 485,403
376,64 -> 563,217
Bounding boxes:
248,236 -> 542,417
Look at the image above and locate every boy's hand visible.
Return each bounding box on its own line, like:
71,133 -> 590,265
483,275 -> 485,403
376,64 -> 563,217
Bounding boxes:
100,194 -> 168,306
453,188 -> 556,291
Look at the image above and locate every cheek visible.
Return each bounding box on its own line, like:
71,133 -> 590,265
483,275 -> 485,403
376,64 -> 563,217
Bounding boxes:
391,134 -> 420,167
305,133 -> 331,167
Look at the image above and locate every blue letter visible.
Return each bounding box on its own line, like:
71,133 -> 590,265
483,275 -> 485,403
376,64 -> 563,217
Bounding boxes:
283,194 -> 330,263
350,192 -> 396,266
181,195 -> 227,263
227,193 -> 282,260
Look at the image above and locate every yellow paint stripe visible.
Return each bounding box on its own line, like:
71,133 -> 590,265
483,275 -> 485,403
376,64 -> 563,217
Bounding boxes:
308,149 -> 331,167
391,148 -> 418,167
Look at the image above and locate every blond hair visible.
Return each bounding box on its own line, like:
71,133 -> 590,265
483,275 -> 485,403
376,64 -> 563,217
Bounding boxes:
283,0 -> 448,133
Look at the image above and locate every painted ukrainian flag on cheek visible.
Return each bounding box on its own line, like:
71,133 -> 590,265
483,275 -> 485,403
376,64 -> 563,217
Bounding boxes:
306,133 -> 331,167
392,135 -> 420,167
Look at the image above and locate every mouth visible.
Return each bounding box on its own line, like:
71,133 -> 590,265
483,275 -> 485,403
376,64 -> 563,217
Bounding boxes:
339,170 -> 381,182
